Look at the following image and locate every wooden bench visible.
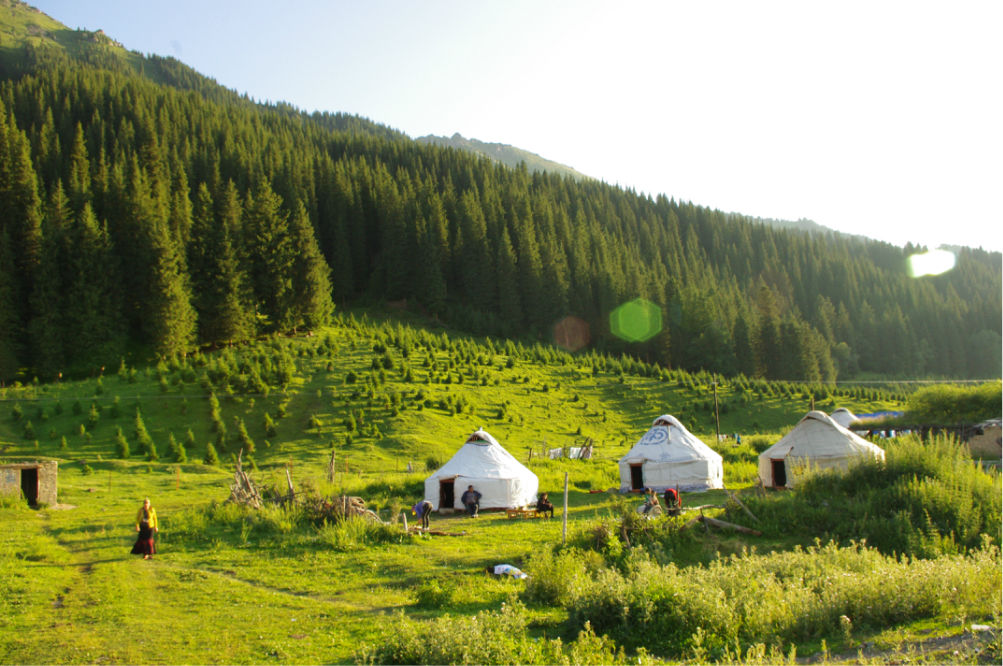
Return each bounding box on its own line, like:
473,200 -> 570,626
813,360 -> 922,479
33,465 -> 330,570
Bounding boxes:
505,507 -> 547,519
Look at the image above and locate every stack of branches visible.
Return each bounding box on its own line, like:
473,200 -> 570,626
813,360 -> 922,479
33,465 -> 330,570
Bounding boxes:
303,493 -> 384,526
226,450 -> 263,509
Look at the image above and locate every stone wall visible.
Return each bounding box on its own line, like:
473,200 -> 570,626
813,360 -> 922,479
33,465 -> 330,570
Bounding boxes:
0,460 -> 58,505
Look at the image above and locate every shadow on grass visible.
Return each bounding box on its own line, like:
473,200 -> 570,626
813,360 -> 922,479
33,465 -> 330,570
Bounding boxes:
24,556 -> 129,568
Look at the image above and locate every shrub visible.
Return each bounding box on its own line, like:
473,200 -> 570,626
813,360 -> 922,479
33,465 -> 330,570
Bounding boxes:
114,428 -> 129,459
203,442 -> 220,466
412,578 -> 454,609
732,434 -> 1002,557
567,540 -> 1001,660
316,516 -> 406,552
522,547 -> 603,607
359,601 -> 632,665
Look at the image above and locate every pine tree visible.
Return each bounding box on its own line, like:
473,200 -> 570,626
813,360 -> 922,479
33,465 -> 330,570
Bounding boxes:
0,230 -> 21,378
0,107 -> 43,358
168,432 -> 187,463
243,180 -> 293,331
233,417 -> 255,454
203,441 -> 220,466
28,185 -> 70,376
190,182 -> 252,344
134,409 -> 155,459
287,201 -> 333,330
145,218 -> 197,358
63,203 -> 124,366
495,227 -> 522,334
67,123 -> 91,212
114,426 -> 130,459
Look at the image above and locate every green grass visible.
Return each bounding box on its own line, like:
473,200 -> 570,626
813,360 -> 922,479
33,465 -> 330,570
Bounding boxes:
1,313 -> 997,664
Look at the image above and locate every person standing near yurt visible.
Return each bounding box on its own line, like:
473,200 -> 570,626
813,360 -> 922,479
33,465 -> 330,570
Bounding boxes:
131,497 -> 158,560
423,428 -> 539,513
412,499 -> 434,529
460,485 -> 482,517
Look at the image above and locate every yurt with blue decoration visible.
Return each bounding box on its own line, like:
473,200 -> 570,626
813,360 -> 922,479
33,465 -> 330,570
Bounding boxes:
618,415 -> 724,492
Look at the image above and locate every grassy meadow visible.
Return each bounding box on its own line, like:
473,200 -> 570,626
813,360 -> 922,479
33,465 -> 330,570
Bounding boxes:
1,312 -> 999,664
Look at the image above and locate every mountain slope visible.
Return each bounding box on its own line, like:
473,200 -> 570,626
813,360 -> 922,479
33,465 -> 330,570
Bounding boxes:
415,132 -> 590,181
0,1 -> 999,385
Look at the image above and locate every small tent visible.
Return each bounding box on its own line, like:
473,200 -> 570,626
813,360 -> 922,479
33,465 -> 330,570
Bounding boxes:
758,411 -> 886,488
424,429 -> 538,511
618,415 -> 724,492
829,408 -> 858,429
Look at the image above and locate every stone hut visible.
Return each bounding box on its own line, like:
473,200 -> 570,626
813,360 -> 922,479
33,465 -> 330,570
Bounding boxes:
0,460 -> 58,505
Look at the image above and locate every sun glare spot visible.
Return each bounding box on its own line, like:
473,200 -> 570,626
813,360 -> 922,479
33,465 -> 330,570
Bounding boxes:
553,316 -> 590,352
908,249 -> 956,278
610,298 -> 662,343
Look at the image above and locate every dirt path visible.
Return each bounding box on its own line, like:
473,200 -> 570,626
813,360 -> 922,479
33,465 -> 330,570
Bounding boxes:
801,628 -> 1000,664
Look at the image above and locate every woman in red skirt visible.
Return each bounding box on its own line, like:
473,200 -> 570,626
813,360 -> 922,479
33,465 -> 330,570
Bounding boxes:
131,497 -> 158,559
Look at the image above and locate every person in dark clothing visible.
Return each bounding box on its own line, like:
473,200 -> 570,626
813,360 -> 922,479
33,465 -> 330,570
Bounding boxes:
460,485 -> 482,517
663,487 -> 682,516
535,492 -> 554,518
412,500 -> 433,529
131,497 -> 158,559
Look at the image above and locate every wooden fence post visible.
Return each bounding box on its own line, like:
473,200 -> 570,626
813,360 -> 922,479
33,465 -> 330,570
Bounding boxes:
562,472 -> 569,546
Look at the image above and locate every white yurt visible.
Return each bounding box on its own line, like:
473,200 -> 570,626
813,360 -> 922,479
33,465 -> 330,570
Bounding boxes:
424,428 -> 538,512
829,408 -> 858,429
758,411 -> 886,488
618,415 -> 724,492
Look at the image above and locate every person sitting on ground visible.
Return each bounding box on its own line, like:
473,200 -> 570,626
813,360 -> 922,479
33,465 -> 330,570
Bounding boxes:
641,487 -> 661,515
412,499 -> 434,529
460,485 -> 482,517
663,487 -> 682,516
535,492 -> 554,518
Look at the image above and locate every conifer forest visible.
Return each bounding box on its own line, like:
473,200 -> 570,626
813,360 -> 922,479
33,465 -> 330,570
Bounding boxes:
0,18 -> 1000,384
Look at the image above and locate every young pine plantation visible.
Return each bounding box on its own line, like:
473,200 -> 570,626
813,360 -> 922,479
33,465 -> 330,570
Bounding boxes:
1,313 -> 999,665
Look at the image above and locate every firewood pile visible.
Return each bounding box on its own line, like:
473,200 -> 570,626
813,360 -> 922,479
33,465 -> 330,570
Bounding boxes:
225,450 -> 384,525
305,494 -> 383,525
226,450 -> 263,509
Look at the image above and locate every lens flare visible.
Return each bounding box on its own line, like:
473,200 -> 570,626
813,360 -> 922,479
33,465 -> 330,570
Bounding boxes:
908,249 -> 956,277
610,298 -> 662,343
553,316 -> 590,352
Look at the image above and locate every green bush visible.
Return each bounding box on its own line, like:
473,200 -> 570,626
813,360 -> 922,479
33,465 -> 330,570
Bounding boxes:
905,382 -> 1001,424
567,540 -> 1000,660
359,601 -> 634,665
522,547 -> 603,607
412,578 -> 454,609
734,434 -> 1002,557
315,516 -> 405,552
203,442 -> 220,466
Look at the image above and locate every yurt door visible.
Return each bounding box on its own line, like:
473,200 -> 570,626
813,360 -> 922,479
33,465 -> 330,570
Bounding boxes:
630,464 -> 644,491
439,479 -> 455,512
770,459 -> 787,488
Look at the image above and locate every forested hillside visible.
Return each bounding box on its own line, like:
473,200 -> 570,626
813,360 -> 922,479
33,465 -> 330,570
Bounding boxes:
415,132 -> 590,182
0,1 -> 999,384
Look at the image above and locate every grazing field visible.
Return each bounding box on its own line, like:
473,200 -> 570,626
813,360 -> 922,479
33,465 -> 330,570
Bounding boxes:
1,313 -> 999,664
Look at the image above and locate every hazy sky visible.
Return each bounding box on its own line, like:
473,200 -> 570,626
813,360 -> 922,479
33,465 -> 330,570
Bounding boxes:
29,1 -> 1003,252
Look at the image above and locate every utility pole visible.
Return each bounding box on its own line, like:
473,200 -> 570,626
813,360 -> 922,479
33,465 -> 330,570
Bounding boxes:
713,381 -> 721,443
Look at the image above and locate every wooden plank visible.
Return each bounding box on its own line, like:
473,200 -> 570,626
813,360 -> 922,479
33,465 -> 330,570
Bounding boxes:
700,515 -> 762,536
726,489 -> 759,523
